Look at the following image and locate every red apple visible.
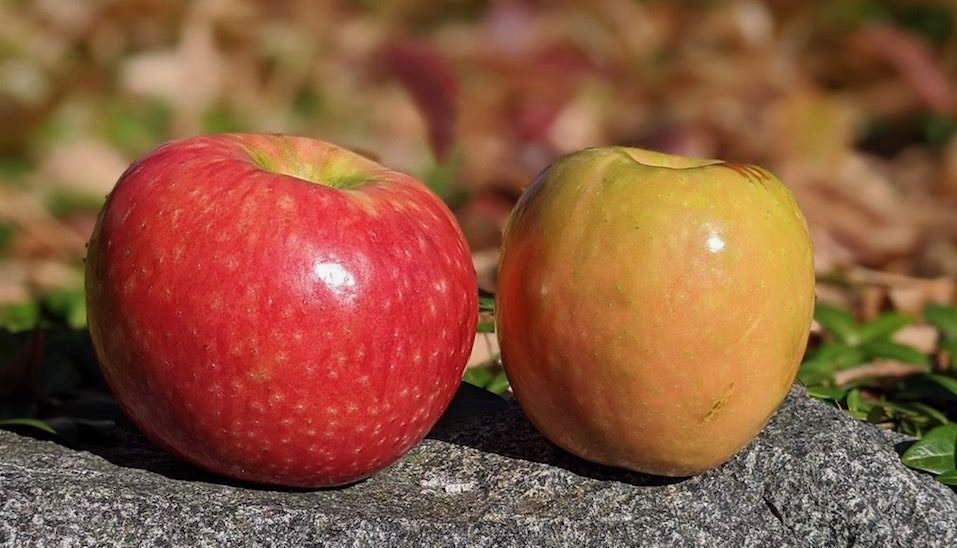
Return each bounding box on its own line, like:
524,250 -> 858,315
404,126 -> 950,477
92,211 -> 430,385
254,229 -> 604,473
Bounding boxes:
496,147 -> 815,476
85,134 -> 477,487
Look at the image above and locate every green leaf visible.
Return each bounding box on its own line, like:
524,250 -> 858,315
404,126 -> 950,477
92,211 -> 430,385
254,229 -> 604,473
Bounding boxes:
421,148 -> 467,205
806,385 -> 848,401
846,389 -> 873,419
902,424 -> 957,475
846,388 -> 878,420
811,342 -> 869,366
43,288 -> 87,330
46,190 -> 104,218
797,359 -> 836,386
942,338 -> 957,354
857,312 -> 912,343
865,405 -> 889,424
798,342 -> 868,385
0,418 -> 57,435
0,300 -> 40,332
486,370 -> 510,394
476,321 -> 495,334
925,304 -> 957,340
0,222 -> 14,252
926,375 -> 957,399
861,339 -> 930,368
941,339 -> 957,370
815,303 -> 862,345
923,114 -> 957,145
0,154 -> 32,182
937,469 -> 957,486
104,98 -> 172,155
200,104 -> 247,134
478,295 -> 495,313
462,367 -> 493,388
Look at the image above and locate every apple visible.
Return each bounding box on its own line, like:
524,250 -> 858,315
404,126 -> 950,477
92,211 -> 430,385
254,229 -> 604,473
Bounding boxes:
496,147 -> 814,476
85,134 -> 477,487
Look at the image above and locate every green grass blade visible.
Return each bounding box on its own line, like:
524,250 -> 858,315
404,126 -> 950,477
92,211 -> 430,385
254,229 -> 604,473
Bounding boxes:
0,418 -> 57,435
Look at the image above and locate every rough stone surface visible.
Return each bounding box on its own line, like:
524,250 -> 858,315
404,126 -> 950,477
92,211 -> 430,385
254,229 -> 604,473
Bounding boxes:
1,385 -> 955,547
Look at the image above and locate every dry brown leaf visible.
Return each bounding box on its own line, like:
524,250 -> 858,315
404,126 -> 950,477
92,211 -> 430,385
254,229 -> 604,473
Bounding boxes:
815,282 -> 854,311
466,333 -> 500,369
858,285 -> 887,322
382,39 -> 459,161
767,91 -> 857,173
852,23 -> 956,114
919,239 -> 957,278
941,136 -> 957,199
847,267 -> 955,312
789,154 -> 921,266
28,260 -> 83,292
120,2 -> 224,136
893,325 -> 939,355
888,284 -> 954,315
0,261 -> 30,305
41,138 -> 128,195
833,359 -> 927,386
471,248 -> 499,295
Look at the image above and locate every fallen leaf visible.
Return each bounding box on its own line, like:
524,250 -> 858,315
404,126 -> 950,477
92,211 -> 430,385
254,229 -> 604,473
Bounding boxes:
382,39 -> 459,161
833,359 -> 928,386
893,325 -> 939,355
852,23 -> 955,114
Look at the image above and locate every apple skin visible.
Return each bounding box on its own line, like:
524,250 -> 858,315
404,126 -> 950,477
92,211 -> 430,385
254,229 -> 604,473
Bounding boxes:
496,147 -> 814,477
85,134 -> 477,487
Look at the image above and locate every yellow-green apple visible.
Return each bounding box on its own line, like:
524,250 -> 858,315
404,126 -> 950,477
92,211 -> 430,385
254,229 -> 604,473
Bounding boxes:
496,147 -> 814,476
85,134 -> 477,487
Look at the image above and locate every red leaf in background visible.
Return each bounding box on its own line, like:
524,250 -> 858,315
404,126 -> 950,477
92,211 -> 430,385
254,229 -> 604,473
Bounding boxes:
500,43 -> 600,142
852,23 -> 956,114
383,40 -> 459,161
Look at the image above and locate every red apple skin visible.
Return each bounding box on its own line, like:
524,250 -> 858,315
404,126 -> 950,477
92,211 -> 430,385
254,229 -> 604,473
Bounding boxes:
85,134 -> 477,488
496,147 -> 815,477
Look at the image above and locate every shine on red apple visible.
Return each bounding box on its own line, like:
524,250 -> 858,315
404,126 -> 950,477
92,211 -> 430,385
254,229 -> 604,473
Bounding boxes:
85,134 -> 478,487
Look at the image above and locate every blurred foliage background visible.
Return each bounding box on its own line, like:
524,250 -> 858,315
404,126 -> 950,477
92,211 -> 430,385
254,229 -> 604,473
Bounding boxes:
1,0 -> 957,476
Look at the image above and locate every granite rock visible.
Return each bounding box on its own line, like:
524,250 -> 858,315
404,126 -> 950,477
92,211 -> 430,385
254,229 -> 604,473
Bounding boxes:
1,385 -> 955,547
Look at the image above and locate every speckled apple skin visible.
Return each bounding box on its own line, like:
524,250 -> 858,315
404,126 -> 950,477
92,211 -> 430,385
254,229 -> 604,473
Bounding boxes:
496,147 -> 815,477
85,134 -> 477,488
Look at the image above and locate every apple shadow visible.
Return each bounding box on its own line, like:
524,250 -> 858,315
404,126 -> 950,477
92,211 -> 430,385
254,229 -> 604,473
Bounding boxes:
12,380 -> 683,491
7,418 -> 353,493
67,423 -> 342,493
427,399 -> 688,488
